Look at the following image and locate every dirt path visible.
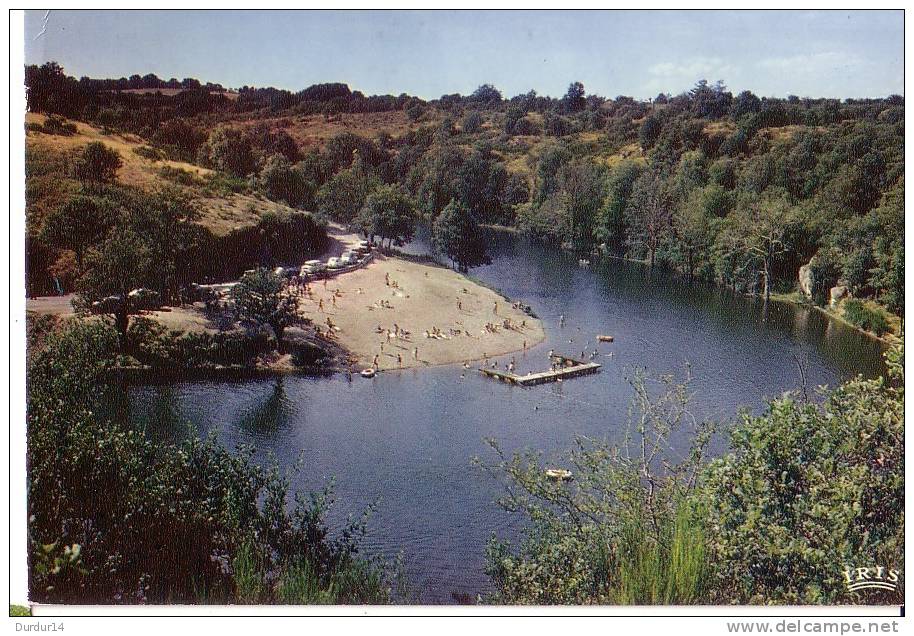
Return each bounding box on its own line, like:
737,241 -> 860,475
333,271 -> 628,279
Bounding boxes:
25,294 -> 75,316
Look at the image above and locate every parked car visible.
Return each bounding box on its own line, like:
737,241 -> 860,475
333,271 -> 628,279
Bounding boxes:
182,283 -> 216,304
127,288 -> 161,310
301,260 -> 326,275
340,251 -> 357,266
326,257 -> 343,270
91,295 -> 123,314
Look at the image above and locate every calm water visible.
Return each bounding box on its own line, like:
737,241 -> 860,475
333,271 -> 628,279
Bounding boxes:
124,230 -> 886,603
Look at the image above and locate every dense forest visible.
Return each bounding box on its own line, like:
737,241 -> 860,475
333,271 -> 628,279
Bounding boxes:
26,62 -> 904,330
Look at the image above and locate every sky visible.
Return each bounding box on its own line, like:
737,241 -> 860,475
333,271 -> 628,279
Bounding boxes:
24,10 -> 904,100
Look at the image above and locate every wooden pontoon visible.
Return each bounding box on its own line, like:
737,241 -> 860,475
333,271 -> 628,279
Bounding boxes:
479,354 -> 601,386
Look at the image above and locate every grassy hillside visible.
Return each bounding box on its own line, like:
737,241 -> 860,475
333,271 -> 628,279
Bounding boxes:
26,112 -> 302,237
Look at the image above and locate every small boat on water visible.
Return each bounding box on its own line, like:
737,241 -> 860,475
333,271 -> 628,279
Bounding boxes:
545,468 -> 573,481
360,368 -> 377,378
578,259 -> 590,267
597,335 -> 614,343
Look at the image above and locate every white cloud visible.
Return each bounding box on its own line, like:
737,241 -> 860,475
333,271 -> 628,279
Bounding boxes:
642,56 -> 738,95
756,51 -> 863,74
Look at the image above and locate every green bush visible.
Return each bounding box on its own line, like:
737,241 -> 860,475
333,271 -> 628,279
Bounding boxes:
842,299 -> 890,336
482,347 -> 904,605
133,145 -> 164,161
202,171 -> 249,196
479,369 -> 715,604
290,340 -> 328,367
126,317 -> 273,368
27,319 -> 392,604
41,115 -> 77,136
702,348 -> 903,604
158,165 -> 201,186
72,142 -> 121,184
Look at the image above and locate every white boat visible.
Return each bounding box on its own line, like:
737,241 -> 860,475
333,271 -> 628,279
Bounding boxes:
360,368 -> 377,378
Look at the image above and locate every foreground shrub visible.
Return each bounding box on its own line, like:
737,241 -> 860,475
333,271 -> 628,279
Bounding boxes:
27,319 -> 391,604
702,345 -> 904,604
478,369 -> 715,604
482,346 -> 904,605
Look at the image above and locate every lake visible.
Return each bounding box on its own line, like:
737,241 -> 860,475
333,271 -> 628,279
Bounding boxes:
124,229 -> 887,603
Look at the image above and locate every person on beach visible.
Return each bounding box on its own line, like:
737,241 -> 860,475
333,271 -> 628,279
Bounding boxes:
413,347 -> 419,360
493,302 -> 498,315
397,353 -> 403,367
373,354 -> 379,368
318,298 -> 324,312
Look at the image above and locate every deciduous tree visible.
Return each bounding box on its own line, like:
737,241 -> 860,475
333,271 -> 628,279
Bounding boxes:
231,268 -> 299,350
432,198 -> 489,271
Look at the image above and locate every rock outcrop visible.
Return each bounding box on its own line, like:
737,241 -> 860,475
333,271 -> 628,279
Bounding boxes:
799,264 -> 815,298
830,285 -> 850,308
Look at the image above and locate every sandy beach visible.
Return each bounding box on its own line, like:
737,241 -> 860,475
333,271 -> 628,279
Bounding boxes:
299,253 -> 545,371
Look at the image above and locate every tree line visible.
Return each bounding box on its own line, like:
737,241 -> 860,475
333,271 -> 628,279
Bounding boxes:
27,65 -> 904,319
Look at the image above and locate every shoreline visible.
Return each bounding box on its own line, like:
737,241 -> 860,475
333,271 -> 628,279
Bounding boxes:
484,221 -> 901,348
769,292 -> 900,347
534,232 -> 900,348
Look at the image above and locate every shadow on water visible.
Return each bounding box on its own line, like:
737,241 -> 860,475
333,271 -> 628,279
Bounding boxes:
234,377 -> 296,435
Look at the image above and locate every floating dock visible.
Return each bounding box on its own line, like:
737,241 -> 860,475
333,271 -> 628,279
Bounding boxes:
479,354 -> 601,386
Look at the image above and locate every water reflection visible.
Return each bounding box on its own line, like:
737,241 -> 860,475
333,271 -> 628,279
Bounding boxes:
235,377 -> 295,435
